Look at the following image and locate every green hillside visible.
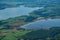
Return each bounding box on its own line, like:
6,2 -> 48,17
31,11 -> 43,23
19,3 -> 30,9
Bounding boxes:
22,27 -> 60,40
0,27 -> 60,40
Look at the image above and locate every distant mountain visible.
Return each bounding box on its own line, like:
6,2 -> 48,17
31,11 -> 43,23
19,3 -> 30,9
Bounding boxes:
0,0 -> 34,2
0,0 -> 60,10
0,0 -> 60,4
0,0 -> 59,2
0,0 -> 60,3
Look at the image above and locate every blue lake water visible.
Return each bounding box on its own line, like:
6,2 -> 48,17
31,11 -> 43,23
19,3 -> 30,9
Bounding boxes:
0,5 -> 41,20
20,19 -> 60,29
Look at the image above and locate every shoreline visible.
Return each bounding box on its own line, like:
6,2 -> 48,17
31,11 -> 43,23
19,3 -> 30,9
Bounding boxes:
20,18 -> 60,29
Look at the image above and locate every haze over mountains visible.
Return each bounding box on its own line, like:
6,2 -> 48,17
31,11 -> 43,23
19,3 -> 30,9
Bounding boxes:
0,0 -> 60,10
0,0 -> 60,4
0,0 -> 60,2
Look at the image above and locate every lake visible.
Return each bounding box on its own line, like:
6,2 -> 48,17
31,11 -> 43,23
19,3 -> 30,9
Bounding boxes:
20,19 -> 60,29
0,5 -> 42,20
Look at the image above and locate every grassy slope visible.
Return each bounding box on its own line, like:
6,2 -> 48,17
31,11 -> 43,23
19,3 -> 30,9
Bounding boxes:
0,30 -> 32,40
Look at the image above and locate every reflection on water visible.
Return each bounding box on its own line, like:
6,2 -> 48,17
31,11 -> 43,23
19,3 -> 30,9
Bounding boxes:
0,5 -> 41,20
20,19 -> 60,29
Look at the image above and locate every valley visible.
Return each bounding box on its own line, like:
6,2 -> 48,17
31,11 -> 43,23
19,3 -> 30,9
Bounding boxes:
0,0 -> 60,40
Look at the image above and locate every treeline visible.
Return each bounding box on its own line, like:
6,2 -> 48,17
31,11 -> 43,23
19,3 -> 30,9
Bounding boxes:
0,27 -> 60,40
22,27 -> 60,40
0,15 -> 37,30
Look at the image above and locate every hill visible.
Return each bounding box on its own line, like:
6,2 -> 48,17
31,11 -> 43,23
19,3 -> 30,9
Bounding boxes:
22,27 -> 60,40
